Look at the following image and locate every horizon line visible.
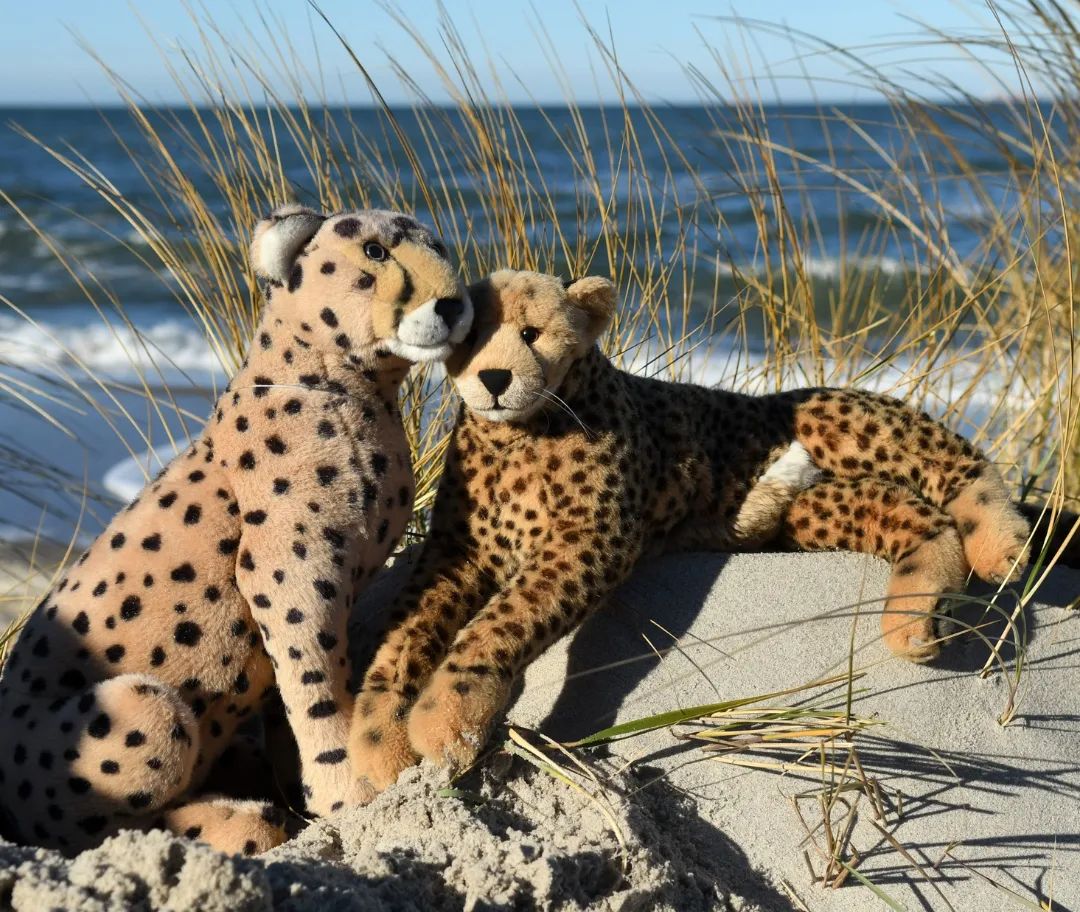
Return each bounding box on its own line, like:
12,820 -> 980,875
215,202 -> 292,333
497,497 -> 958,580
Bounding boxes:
0,96 -> 1042,111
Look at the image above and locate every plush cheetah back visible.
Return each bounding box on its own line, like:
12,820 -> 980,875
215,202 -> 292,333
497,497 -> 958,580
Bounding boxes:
348,269 -> 1032,795
0,206 -> 472,854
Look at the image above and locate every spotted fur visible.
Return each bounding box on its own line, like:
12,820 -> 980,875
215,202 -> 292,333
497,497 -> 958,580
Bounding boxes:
0,206 -> 471,854
349,268 -> 1030,794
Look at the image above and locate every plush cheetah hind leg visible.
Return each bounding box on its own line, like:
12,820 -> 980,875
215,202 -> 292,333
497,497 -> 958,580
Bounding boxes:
0,674 -> 199,854
789,389 -> 1031,584
160,796 -> 288,856
780,478 -> 967,662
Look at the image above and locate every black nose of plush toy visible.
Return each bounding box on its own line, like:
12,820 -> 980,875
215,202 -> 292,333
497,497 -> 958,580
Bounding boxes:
478,369 -> 512,396
434,297 -> 464,327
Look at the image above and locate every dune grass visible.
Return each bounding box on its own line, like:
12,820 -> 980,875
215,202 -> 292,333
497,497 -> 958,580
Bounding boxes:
0,1 -> 1076,901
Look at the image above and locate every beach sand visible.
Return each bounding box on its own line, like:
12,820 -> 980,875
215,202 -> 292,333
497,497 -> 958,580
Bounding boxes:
1,549 -> 1077,910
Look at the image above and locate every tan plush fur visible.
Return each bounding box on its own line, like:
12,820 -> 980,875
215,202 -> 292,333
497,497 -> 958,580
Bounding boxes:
349,268 -> 1031,795
0,206 -> 471,855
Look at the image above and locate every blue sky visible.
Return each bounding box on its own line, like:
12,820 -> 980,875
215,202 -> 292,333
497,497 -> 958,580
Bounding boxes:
0,1 -> 1011,106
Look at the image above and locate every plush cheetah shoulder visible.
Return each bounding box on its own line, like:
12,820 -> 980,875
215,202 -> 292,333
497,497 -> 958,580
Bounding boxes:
348,267 -> 1031,795
0,206 -> 472,855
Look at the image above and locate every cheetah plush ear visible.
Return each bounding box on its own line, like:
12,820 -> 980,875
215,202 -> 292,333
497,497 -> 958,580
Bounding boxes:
565,275 -> 616,344
250,204 -> 326,285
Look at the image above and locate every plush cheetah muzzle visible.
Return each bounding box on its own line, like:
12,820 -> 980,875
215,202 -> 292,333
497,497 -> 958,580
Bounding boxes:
386,291 -> 473,364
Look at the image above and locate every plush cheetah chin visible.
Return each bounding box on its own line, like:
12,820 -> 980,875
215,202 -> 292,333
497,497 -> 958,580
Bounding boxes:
0,206 -> 472,856
348,267 -> 1035,795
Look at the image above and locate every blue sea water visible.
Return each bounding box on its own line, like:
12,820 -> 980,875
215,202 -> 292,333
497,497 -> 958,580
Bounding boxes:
0,103 -> 1037,543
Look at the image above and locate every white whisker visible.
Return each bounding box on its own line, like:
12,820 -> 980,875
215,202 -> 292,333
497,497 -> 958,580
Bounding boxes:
536,388 -> 596,439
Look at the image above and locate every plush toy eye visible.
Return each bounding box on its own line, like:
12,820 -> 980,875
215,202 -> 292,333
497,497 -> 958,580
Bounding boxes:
363,241 -> 388,261
520,326 -> 540,345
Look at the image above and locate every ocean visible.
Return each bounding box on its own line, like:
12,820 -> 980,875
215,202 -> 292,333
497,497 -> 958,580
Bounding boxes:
0,104 -> 1032,546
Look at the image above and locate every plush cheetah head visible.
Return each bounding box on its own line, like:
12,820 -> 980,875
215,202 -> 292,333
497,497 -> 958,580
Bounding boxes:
251,204 -> 472,363
448,269 -> 615,421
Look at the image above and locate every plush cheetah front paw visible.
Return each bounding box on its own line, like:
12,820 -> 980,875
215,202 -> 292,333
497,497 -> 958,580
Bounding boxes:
406,671 -> 510,773
949,474 -> 1031,584
962,511 -> 1030,584
762,441 -> 823,491
881,608 -> 941,663
164,796 -> 289,856
305,763 -> 376,816
349,691 -> 419,796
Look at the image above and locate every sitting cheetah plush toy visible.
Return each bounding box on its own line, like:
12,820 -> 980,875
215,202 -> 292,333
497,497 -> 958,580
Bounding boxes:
348,267 -> 1032,794
0,205 -> 472,855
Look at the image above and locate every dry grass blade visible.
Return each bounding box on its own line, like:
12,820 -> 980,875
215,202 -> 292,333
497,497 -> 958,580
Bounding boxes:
935,843 -> 1056,911
504,726 -> 629,865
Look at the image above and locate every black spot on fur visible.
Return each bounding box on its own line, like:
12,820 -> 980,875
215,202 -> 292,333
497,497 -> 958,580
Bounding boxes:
287,263 -> 303,293
218,537 -> 239,555
120,595 -> 142,621
171,563 -> 196,583
87,713 -> 111,739
59,669 -> 87,689
334,217 -> 360,238
174,621 -> 202,646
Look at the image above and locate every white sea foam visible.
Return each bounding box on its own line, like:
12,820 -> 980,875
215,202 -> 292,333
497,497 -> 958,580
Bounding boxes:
710,253 -> 920,280
0,313 -> 225,387
102,442 -> 177,503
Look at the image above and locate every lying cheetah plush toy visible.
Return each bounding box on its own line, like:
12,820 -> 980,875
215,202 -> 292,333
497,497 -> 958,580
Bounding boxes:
0,205 -> 472,855
349,268 -> 1032,794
